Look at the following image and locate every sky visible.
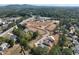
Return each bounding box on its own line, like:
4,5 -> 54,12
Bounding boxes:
35,4 -> 79,6
0,0 -> 79,6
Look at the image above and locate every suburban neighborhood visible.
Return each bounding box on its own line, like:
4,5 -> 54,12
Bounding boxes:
0,4 -> 79,55
0,16 -> 59,55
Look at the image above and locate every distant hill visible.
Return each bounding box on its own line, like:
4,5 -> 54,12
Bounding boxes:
6,4 -> 37,8
0,4 -> 79,19
0,4 -> 39,10
0,4 -> 78,10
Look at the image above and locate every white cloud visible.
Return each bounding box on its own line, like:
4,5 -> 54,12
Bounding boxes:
0,0 -> 79,4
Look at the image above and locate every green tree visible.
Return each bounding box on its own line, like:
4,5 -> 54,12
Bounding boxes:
20,38 -> 29,55
8,39 -> 15,47
31,47 -> 49,55
17,24 -> 25,30
59,34 -> 66,47
8,22 -> 16,29
62,48 -> 73,55
25,31 -> 33,41
12,27 -> 21,37
20,38 -> 29,49
0,37 -> 6,42
49,45 -> 62,55
32,31 -> 39,39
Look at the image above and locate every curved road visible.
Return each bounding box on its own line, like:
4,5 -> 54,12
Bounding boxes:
29,25 -> 50,38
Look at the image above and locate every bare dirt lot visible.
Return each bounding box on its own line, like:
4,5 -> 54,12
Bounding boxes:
53,34 -> 59,45
25,20 -> 59,48
4,44 -> 21,55
26,20 -> 59,35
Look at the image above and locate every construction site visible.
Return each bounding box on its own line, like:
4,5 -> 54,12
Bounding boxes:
25,18 -> 60,49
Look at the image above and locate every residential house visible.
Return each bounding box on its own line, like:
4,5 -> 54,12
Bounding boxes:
2,24 -> 8,30
74,45 -> 79,55
24,29 -> 29,33
0,43 -> 10,55
35,36 -> 55,48
69,26 -> 75,34
8,33 -> 17,42
0,18 -> 3,25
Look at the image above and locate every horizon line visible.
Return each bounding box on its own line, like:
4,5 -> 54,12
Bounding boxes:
1,4 -> 79,7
